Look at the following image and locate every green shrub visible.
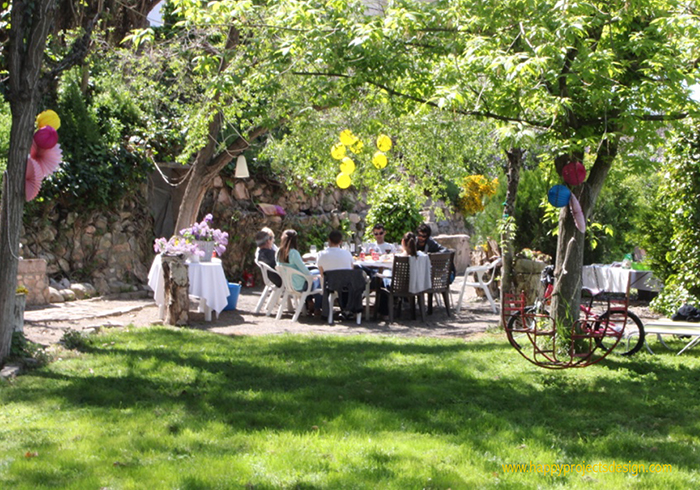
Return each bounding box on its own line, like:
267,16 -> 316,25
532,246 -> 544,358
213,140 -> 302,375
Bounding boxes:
365,182 -> 424,244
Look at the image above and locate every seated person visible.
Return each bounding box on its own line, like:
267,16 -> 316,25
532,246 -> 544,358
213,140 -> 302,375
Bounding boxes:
416,223 -> 448,254
377,232 -> 430,316
261,226 -> 278,252
365,223 -> 396,255
277,229 -> 321,313
316,230 -> 354,274
255,230 -> 282,288
317,230 -> 362,318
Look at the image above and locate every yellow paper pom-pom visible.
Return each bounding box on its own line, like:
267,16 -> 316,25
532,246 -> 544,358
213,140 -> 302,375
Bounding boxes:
349,139 -> 364,154
340,157 -> 356,175
36,110 -> 61,130
339,129 -> 358,146
331,142 -> 346,160
372,151 -> 388,169
336,172 -> 352,189
376,134 -> 392,152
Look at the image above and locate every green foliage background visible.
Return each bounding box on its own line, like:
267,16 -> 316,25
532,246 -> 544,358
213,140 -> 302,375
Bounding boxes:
645,122 -> 700,315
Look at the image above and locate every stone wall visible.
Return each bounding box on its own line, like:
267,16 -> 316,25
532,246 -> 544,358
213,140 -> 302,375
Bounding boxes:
21,191 -> 154,296
16,259 -> 50,305
20,176 -> 470,295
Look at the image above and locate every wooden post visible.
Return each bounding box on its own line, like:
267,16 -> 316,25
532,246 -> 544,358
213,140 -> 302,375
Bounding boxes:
161,255 -> 190,326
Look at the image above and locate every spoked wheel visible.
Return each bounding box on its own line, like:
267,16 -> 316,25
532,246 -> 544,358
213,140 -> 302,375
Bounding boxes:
593,310 -> 645,356
506,308 -> 554,353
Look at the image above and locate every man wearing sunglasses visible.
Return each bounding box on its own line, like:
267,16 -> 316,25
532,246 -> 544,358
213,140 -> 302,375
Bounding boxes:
367,224 -> 395,254
416,223 -> 448,254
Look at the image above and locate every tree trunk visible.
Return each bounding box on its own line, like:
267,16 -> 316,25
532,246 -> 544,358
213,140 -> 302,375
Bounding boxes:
550,138 -> 619,352
174,126 -> 268,232
500,147 -> 524,312
161,255 -> 190,326
0,0 -> 56,362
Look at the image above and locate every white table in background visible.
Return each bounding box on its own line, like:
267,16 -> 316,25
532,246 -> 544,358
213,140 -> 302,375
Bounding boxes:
582,265 -> 662,294
148,255 -> 230,321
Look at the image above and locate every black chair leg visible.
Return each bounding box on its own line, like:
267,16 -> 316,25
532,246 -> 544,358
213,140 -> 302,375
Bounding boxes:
443,291 -> 450,316
428,293 -> 434,315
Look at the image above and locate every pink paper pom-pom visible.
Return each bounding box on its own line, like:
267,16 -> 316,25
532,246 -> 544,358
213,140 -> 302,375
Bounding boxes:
31,142 -> 62,178
25,157 -> 42,201
33,125 -> 59,149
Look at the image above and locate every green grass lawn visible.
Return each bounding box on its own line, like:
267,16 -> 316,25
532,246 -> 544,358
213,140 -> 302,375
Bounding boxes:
1,326 -> 699,489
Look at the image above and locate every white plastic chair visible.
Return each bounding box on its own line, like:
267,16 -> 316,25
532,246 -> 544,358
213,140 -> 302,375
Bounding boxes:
456,257 -> 502,313
254,260 -> 285,316
275,265 -> 323,322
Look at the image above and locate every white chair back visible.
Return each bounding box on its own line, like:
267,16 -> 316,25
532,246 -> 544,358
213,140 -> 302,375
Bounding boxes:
457,257 -> 502,313
275,265 -> 323,322
254,259 -> 285,316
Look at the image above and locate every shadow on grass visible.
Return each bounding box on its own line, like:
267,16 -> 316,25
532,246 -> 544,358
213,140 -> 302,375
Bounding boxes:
6,327 -> 700,472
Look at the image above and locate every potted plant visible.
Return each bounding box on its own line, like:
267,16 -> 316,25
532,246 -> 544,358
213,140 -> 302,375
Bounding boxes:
179,213 -> 229,262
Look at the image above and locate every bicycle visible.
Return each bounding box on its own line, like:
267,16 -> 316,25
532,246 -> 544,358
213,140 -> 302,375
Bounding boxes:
506,265 -> 646,357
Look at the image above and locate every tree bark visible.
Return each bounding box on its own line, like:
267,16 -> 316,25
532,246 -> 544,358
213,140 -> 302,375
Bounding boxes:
161,255 -> 189,326
500,147 -> 524,321
0,0 -> 56,362
550,138 -> 618,351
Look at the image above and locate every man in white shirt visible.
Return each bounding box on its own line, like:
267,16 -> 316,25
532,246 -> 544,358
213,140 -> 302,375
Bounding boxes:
367,224 -> 395,254
316,230 -> 354,274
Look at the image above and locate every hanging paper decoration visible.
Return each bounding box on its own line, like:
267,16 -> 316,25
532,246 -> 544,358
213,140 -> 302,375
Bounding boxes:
33,125 -> 58,149
349,139 -> 364,154
569,193 -> 586,233
36,109 -> 61,130
547,185 -> 571,207
25,157 -> 42,201
372,151 -> 388,169
25,109 -> 63,201
339,129 -> 358,146
30,142 -> 62,178
376,134 -> 392,152
331,142 -> 346,160
336,172 -> 351,189
562,161 -> 586,186
339,157 -> 356,175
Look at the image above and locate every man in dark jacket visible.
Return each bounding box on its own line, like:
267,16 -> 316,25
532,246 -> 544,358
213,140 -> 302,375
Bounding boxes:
416,223 -> 448,254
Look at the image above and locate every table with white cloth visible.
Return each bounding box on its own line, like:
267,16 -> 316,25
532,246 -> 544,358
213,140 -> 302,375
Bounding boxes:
582,265 -> 662,294
148,255 -> 230,321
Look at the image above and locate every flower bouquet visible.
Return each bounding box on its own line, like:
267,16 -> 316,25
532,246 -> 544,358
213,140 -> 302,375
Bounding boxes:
154,236 -> 202,259
179,213 -> 229,261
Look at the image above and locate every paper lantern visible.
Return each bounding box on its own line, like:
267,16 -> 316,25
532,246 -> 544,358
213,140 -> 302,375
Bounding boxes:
336,172 -> 351,189
562,161 -> 586,186
339,157 -> 356,175
36,110 -> 61,130
372,151 -> 388,169
331,142 -> 346,160
376,134 -> 392,152
349,139 -> 364,154
30,142 -> 62,178
339,129 -> 357,146
25,157 -> 42,201
33,126 -> 58,149
548,185 -> 571,207
234,155 -> 249,178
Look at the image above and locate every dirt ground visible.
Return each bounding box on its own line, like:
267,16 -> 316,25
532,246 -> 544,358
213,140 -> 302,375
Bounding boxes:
22,279 -> 661,348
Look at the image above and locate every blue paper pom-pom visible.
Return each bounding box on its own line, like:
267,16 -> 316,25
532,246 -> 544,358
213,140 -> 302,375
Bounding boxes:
548,185 -> 571,207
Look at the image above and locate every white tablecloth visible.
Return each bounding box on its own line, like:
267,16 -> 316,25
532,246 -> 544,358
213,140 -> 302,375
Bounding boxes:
148,255 -> 230,315
582,265 -> 662,293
